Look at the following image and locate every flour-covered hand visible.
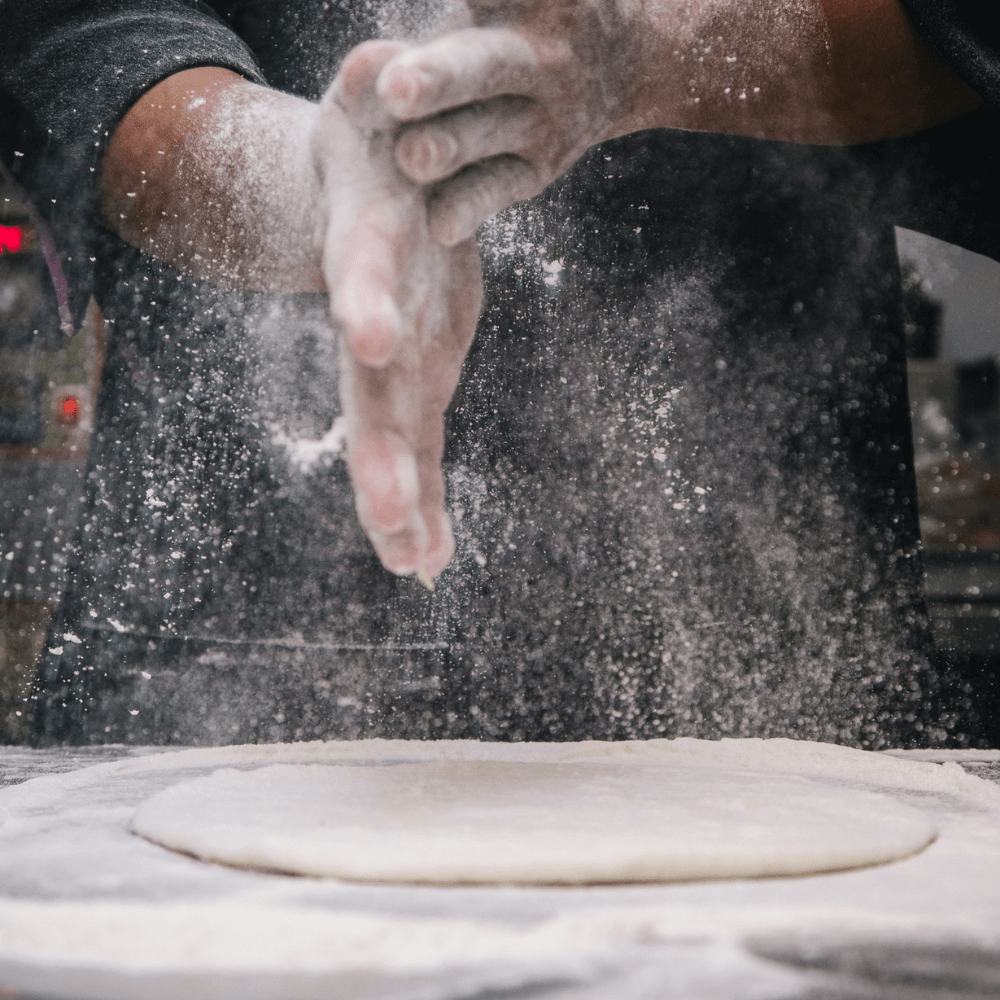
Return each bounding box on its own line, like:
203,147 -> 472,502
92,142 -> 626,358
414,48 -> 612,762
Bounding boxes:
313,44 -> 482,581
339,0 -> 974,246
336,2 -> 643,247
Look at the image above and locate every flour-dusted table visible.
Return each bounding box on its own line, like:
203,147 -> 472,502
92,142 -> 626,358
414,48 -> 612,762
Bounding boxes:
3,743 -> 1000,1000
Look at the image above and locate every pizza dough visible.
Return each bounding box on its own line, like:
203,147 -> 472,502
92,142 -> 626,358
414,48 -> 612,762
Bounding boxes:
131,741 -> 938,885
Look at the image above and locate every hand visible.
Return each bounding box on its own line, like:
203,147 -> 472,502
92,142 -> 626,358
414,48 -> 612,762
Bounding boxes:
314,42 -> 483,582
343,0 -> 981,231
337,3 -> 643,248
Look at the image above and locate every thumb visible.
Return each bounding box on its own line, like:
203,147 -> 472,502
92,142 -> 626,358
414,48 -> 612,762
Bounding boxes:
333,39 -> 410,133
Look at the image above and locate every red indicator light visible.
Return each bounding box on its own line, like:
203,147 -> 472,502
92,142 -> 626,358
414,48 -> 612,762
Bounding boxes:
0,224 -> 23,255
58,395 -> 79,425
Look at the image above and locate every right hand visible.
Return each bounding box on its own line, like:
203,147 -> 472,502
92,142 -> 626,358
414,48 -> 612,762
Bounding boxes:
336,2 -> 645,248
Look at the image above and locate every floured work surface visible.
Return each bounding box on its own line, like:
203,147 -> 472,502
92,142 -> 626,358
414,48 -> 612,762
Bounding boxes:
4,738 -> 1000,1000
132,750 -> 937,885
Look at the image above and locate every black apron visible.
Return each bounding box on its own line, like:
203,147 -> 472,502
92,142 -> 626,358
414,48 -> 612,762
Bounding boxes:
30,0 -> 952,748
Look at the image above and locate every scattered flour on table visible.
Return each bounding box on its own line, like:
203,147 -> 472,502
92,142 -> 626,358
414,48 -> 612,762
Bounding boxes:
102,734 -> 1000,802
0,901 -> 611,975
4,738 -> 1000,977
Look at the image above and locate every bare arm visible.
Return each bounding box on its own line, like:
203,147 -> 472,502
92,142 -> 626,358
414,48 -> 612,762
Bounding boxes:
615,0 -> 979,144
101,68 -> 325,291
817,0 -> 980,143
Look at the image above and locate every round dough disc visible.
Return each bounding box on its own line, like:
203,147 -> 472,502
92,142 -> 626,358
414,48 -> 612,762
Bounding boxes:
131,757 -> 936,885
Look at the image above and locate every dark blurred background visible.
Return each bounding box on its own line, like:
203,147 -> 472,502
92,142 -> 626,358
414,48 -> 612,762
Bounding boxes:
898,227 -> 1000,749
1,174 -> 102,742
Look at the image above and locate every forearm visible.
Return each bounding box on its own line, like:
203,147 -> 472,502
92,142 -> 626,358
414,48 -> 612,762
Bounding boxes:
609,0 -> 980,144
100,68 -> 325,292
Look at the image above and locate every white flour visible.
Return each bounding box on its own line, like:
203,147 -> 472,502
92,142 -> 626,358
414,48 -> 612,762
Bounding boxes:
3,738 -> 1000,992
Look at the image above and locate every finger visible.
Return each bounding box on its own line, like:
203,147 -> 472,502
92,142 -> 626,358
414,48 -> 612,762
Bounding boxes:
354,456 -> 431,580
423,508 -> 456,578
395,96 -> 538,184
333,39 -> 410,132
445,238 -> 485,349
352,420 -> 450,581
413,421 -> 449,570
344,345 -> 430,576
377,28 -> 562,121
350,429 -> 420,535
427,155 -> 540,245
368,240 -> 478,580
414,459 -> 453,580
359,505 -> 428,577
411,239 -> 481,579
353,431 -> 454,581
376,530 -> 427,578
329,205 -> 403,367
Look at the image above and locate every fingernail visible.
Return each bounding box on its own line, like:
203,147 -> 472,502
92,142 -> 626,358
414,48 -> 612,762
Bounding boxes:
415,564 -> 435,591
381,66 -> 434,115
410,136 -> 437,177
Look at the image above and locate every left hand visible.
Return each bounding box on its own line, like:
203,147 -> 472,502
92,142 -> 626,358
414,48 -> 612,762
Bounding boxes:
315,42 -> 483,582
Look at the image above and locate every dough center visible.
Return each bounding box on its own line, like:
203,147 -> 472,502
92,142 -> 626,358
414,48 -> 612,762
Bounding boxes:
132,752 -> 936,885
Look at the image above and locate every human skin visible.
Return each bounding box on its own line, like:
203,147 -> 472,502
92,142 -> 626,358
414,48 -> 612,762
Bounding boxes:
342,0 -> 981,246
101,59 -> 480,581
100,0 -> 979,579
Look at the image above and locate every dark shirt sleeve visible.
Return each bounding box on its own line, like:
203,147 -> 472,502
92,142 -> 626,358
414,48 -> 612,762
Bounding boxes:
0,0 -> 266,322
899,0 -> 1000,107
